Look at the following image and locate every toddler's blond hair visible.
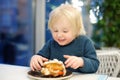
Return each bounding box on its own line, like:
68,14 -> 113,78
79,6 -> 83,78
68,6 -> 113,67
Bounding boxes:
48,4 -> 86,36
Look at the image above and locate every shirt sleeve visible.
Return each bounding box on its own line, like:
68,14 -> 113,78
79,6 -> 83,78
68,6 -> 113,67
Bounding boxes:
37,40 -> 51,59
78,38 -> 99,73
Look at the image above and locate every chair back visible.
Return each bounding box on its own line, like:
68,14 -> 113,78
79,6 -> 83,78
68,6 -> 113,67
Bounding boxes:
96,50 -> 120,77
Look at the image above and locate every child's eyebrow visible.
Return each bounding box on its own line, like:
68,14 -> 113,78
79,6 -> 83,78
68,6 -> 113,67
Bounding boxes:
63,28 -> 69,30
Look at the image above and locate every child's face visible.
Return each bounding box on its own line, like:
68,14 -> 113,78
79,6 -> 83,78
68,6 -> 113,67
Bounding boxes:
51,17 -> 76,46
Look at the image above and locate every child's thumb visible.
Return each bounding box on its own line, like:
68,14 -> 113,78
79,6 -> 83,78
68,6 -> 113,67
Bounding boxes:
42,57 -> 48,61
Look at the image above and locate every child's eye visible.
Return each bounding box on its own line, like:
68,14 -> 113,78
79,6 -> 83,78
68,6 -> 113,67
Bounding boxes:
63,31 -> 68,33
54,30 -> 58,32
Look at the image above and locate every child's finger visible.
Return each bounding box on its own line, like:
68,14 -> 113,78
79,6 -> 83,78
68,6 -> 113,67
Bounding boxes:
63,55 -> 71,59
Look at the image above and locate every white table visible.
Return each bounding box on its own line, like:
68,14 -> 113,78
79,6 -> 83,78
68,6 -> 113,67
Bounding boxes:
0,64 -> 30,80
0,64 -> 120,80
107,77 -> 120,80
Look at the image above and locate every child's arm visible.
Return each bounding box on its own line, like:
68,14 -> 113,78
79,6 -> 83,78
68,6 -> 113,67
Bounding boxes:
64,37 -> 99,73
78,39 -> 99,73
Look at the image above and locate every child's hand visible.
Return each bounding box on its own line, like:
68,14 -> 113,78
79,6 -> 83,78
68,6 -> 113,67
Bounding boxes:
64,55 -> 84,69
30,55 -> 48,71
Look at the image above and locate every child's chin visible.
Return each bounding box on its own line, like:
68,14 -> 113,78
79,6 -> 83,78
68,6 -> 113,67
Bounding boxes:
58,43 -> 67,46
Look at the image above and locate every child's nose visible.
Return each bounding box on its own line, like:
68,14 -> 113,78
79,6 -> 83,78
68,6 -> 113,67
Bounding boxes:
57,33 -> 63,38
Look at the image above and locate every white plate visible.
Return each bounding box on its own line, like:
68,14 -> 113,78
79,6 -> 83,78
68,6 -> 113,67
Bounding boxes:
27,70 -> 73,80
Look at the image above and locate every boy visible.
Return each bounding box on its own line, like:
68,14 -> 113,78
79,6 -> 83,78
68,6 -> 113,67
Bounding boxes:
30,4 -> 99,73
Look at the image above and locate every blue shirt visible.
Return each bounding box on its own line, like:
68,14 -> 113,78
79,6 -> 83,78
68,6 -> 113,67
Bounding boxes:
37,35 -> 99,73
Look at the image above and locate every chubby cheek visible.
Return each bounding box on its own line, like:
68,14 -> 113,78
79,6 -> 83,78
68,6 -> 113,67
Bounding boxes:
66,36 -> 74,43
52,34 -> 58,41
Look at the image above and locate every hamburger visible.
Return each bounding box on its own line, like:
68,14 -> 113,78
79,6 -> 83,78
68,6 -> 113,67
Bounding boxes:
41,59 -> 66,77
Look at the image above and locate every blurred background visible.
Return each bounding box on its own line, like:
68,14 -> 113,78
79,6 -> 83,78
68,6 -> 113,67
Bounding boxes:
0,0 -> 120,66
